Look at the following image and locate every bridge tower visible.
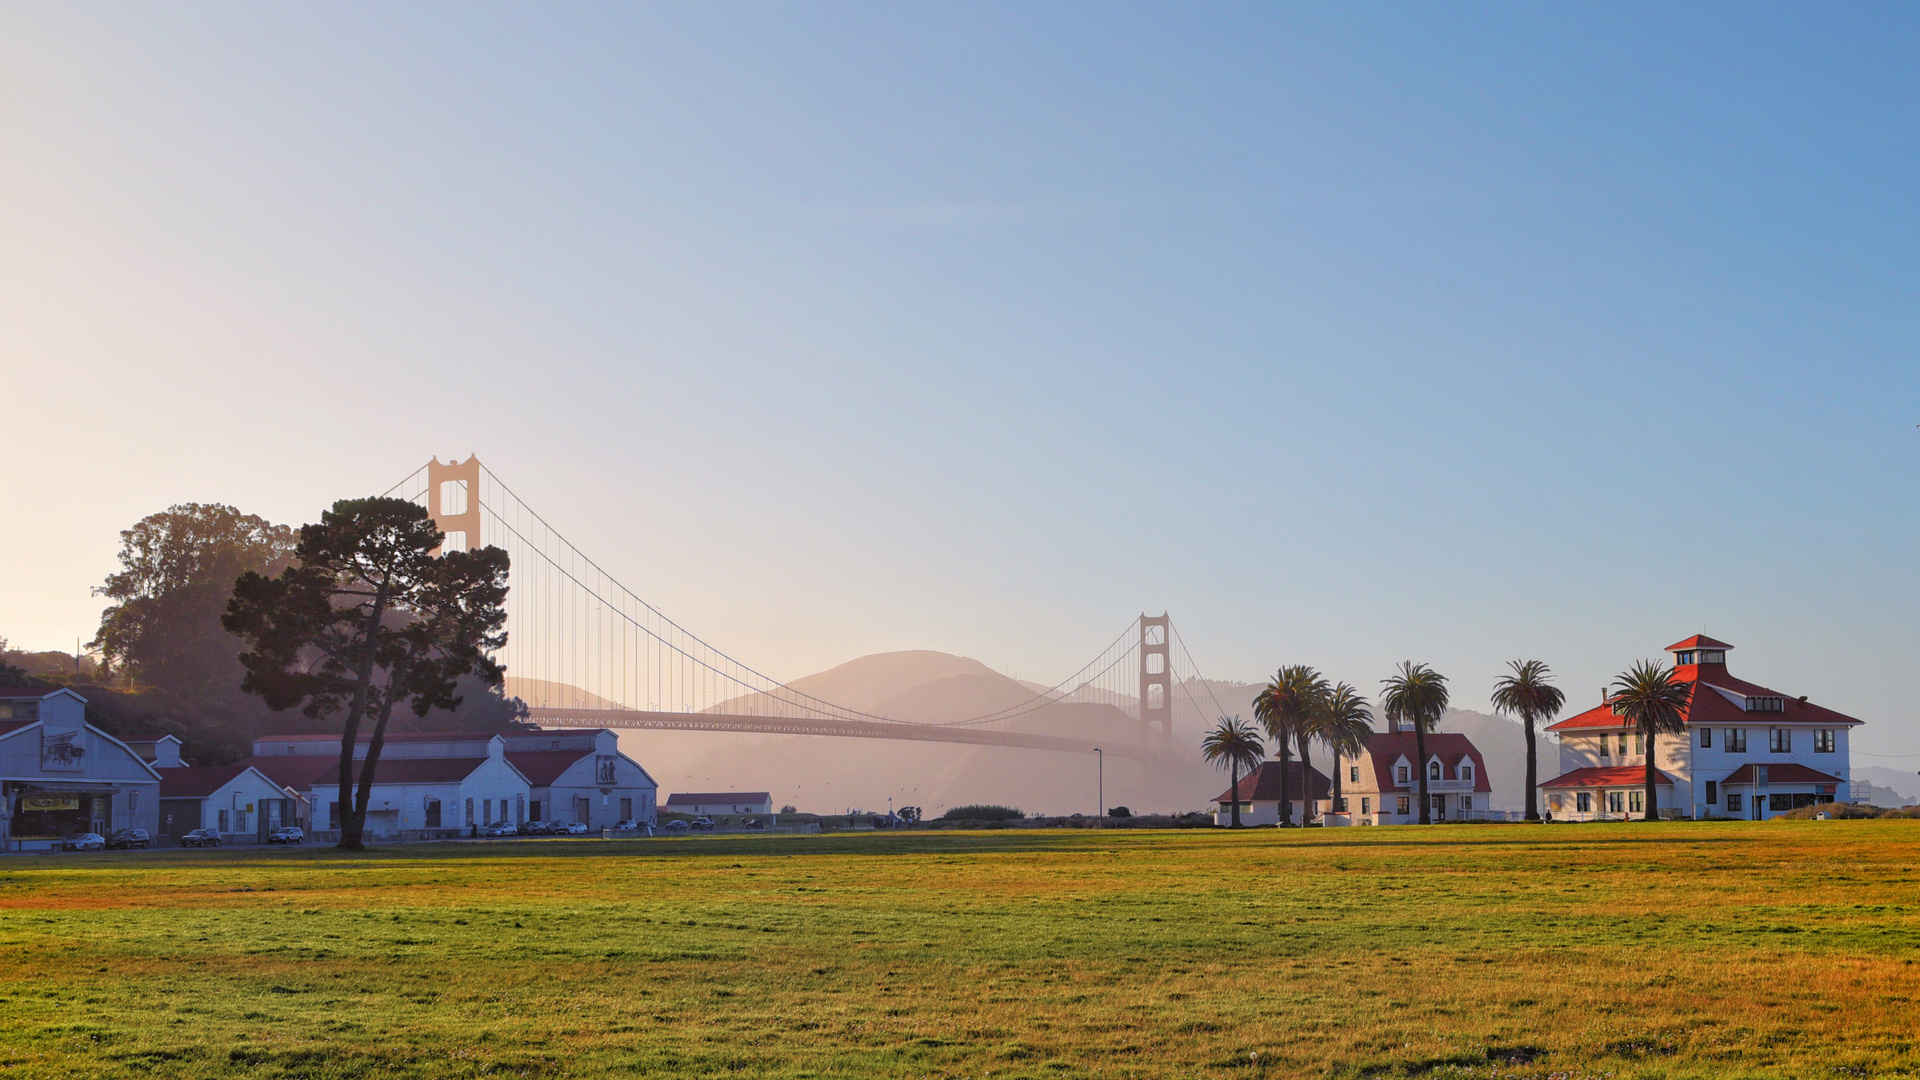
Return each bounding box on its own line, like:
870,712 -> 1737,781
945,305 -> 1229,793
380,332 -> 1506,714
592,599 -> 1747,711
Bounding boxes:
1139,613 -> 1172,748
426,455 -> 482,553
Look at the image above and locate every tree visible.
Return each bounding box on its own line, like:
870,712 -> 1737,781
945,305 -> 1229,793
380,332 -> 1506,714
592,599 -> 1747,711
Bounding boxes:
1607,659 -> 1692,822
1201,715 -> 1265,828
1253,666 -> 1327,826
1380,662 -> 1449,825
92,504 -> 295,691
1490,659 -> 1567,822
1314,682 -> 1373,820
223,497 -> 509,851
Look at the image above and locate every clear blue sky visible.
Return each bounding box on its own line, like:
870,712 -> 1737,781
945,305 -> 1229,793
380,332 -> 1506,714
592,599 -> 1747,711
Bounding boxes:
3,4 -> 1916,756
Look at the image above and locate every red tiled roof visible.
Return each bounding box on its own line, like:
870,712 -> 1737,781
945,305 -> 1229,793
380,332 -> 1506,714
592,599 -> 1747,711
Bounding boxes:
505,750 -> 593,787
0,719 -> 35,736
1213,760 -> 1331,804
665,792 -> 771,805
237,755 -> 340,791
1542,766 -> 1677,788
1720,763 -> 1842,786
119,732 -> 182,744
1666,634 -> 1734,652
1360,732 -> 1494,793
255,730 -> 508,745
159,763 -> 257,799
310,757 -> 501,787
1547,675 -> 1864,734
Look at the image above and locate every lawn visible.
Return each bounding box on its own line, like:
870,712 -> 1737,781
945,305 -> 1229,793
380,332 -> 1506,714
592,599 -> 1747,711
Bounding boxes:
1,822 -> 1916,1079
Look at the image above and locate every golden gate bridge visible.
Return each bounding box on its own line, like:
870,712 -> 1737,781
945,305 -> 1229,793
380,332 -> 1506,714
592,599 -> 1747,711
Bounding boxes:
389,456 -> 1229,761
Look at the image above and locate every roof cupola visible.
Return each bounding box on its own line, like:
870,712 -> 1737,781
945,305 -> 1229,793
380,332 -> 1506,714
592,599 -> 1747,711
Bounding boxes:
1666,634 -> 1732,669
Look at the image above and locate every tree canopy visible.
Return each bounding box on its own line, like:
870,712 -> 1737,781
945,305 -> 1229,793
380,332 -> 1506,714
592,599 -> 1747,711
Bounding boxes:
225,496 -> 511,850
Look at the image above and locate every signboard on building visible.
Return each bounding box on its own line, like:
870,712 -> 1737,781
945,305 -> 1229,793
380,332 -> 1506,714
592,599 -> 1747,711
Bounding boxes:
595,755 -> 617,786
40,732 -> 85,770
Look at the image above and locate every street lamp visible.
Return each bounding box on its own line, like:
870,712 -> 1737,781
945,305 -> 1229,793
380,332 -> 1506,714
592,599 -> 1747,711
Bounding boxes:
1092,747 -> 1103,828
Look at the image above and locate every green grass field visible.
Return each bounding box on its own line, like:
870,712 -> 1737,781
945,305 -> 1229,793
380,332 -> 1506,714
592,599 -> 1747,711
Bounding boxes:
2,822 -> 1917,1079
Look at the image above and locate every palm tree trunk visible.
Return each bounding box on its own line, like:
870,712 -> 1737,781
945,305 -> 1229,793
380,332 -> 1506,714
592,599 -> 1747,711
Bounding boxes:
1523,713 -> 1540,822
1643,726 -> 1658,823
1414,722 -> 1431,825
1331,750 -> 1343,823
1229,760 -> 1241,828
1277,732 -> 1292,826
1297,730 -> 1314,824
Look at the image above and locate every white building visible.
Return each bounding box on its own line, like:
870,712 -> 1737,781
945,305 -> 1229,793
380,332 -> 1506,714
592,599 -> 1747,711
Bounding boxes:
1543,634 -> 1858,821
0,688 -> 161,850
1326,728 -> 1497,825
157,763 -> 296,842
664,792 -> 772,817
1210,761 -> 1330,826
249,728 -> 658,837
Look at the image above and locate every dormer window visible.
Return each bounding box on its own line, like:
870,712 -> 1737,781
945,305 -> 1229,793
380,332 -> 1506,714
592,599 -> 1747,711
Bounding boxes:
1745,696 -> 1783,712
1428,761 -> 1442,781
1396,765 -> 1410,784
1460,763 -> 1473,781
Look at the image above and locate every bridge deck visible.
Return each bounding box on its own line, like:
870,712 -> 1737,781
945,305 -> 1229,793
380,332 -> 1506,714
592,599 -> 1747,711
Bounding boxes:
524,707 -> 1170,759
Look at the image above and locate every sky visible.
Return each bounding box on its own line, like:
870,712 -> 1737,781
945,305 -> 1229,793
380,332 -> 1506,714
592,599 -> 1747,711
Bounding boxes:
3,4 -> 1917,759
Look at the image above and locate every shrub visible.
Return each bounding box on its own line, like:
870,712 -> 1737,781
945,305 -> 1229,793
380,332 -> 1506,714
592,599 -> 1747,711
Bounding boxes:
1107,806 -> 1132,819
940,804 -> 1023,822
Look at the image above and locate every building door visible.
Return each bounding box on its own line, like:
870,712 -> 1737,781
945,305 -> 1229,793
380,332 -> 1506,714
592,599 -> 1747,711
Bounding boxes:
574,796 -> 590,825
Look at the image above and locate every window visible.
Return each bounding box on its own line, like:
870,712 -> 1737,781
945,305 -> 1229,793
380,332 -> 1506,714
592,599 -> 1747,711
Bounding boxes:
1576,792 -> 1592,813
1598,735 -> 1610,758
1607,791 -> 1624,813
1727,792 -> 1742,812
465,798 -> 474,826
1633,733 -> 1644,754
218,810 -> 229,831
1815,729 -> 1835,753
1460,763 -> 1473,781
1675,650 -> 1696,665
1705,781 -> 1718,804
1459,795 -> 1473,812
1396,797 -> 1410,815
1628,790 -> 1644,814
1699,727 -> 1712,748
1616,733 -> 1628,755
1770,728 -> 1791,753
1726,728 -> 1748,753
1396,765 -> 1410,784
1769,793 -> 1793,812
1361,797 -> 1371,815
328,802 -> 339,830
1701,650 -> 1725,664
1428,761 -> 1441,781
516,795 -> 526,823
1349,766 -> 1360,783
1746,696 -> 1783,712
483,798 -> 493,823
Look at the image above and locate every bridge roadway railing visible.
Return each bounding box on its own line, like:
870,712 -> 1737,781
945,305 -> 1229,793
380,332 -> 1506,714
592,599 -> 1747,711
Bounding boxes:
524,708 -> 1172,760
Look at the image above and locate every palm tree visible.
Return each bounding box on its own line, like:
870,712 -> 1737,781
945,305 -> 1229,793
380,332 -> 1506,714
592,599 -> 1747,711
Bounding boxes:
1201,715 -> 1265,828
1380,661 -> 1449,825
1314,682 -> 1374,820
1254,666 -> 1328,826
1608,659 -> 1691,822
1490,659 -> 1567,823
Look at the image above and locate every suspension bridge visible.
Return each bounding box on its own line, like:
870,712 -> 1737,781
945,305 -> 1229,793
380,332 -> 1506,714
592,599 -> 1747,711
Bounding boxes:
389,456 -> 1230,762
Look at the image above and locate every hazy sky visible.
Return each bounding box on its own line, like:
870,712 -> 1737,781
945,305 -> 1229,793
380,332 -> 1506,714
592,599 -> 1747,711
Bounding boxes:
4,5 -> 1917,757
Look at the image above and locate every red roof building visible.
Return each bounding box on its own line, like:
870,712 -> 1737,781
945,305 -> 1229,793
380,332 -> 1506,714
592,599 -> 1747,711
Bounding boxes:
1541,635 -> 1860,821
1211,761 -> 1331,826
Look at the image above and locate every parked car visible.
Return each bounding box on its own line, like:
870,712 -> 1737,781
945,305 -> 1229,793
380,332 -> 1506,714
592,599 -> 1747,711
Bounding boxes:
564,821 -> 590,835
664,819 -> 691,833
481,821 -> 517,837
62,832 -> 105,851
741,817 -> 766,829
181,828 -> 221,848
612,819 -> 639,831
690,816 -> 716,830
267,826 -> 304,845
521,820 -> 551,835
107,828 -> 151,850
